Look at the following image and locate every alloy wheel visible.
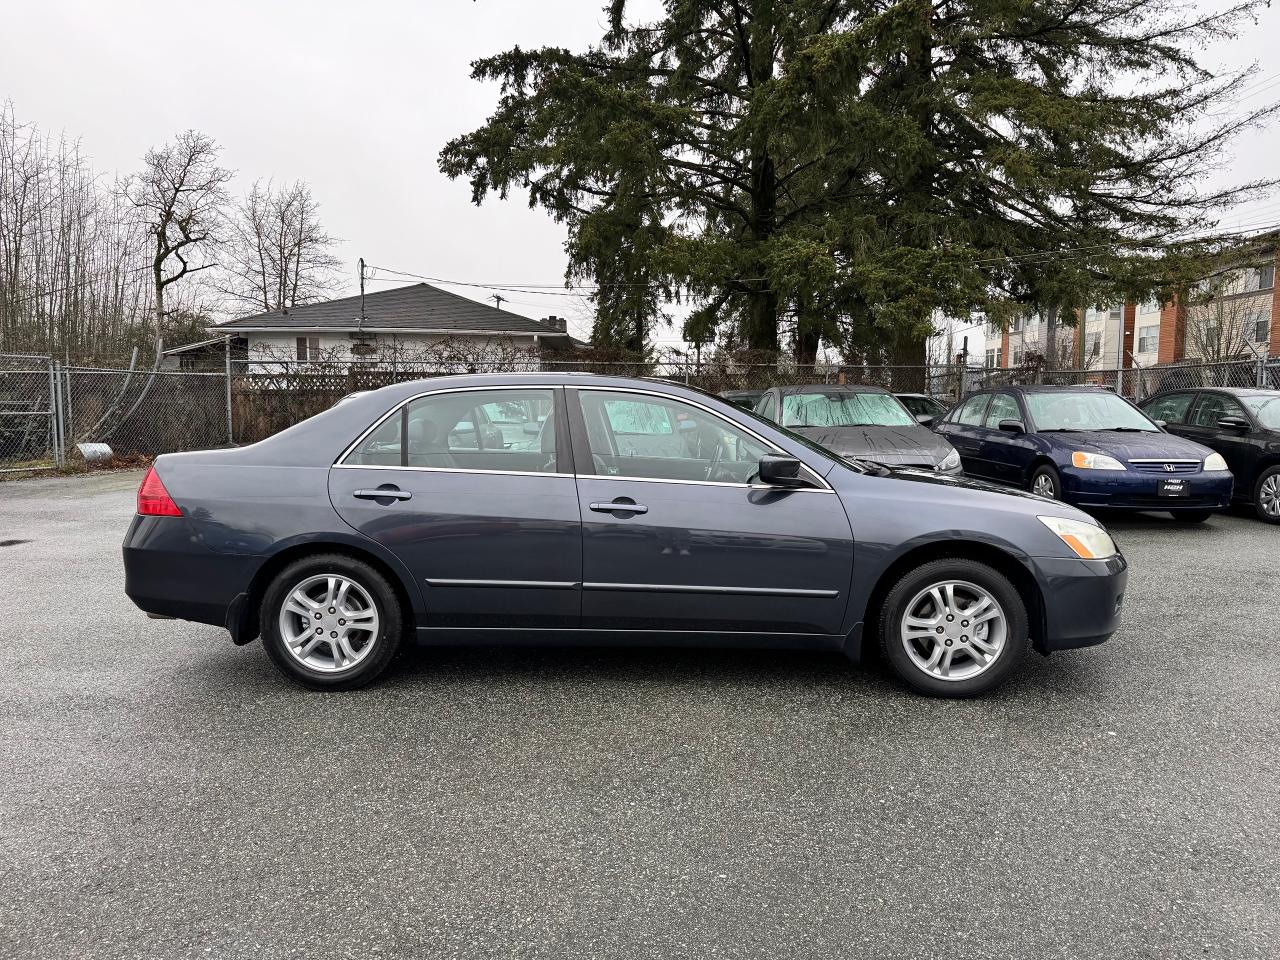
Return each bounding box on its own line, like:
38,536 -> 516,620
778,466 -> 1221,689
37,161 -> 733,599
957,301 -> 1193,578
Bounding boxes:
1032,473 -> 1056,498
1260,475 -> 1280,518
278,574 -> 380,673
900,580 -> 1008,682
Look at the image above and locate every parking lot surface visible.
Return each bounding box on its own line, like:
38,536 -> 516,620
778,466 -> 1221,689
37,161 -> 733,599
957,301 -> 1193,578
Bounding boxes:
1,469 -> 1277,959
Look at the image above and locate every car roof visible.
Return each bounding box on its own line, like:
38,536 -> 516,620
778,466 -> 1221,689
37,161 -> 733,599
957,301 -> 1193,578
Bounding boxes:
1000,384 -> 1113,394
775,383 -> 891,395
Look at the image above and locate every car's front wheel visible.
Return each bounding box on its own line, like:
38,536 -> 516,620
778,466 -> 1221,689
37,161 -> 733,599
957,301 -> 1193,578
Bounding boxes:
1030,465 -> 1061,500
878,559 -> 1029,697
1254,466 -> 1280,524
261,554 -> 403,690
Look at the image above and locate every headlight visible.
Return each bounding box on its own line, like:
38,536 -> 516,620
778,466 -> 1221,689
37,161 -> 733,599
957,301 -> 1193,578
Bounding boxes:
1204,453 -> 1228,471
1038,515 -> 1118,560
937,448 -> 961,471
1071,451 -> 1125,470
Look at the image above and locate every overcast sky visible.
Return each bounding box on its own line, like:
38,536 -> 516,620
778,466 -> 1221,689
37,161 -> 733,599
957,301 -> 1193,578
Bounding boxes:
3,0 -> 1278,346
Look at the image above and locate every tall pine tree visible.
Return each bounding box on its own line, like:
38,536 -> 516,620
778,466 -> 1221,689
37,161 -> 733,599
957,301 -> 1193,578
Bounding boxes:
440,1 -> 1276,361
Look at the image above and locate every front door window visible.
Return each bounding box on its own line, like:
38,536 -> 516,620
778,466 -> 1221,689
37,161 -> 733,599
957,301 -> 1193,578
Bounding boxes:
578,390 -> 772,484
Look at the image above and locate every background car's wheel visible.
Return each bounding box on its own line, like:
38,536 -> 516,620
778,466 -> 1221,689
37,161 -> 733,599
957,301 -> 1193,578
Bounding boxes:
878,558 -> 1029,697
1170,509 -> 1212,523
261,554 -> 403,690
1030,465 -> 1060,500
1254,466 -> 1280,524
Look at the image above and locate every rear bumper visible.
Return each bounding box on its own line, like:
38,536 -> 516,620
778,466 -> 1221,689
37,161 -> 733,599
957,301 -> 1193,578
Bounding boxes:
122,515 -> 263,630
1061,468 -> 1233,510
1031,553 -> 1128,651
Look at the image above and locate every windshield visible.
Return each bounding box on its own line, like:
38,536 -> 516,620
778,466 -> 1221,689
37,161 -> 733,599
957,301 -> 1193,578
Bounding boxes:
1023,391 -> 1157,432
782,391 -> 915,428
1240,394 -> 1280,430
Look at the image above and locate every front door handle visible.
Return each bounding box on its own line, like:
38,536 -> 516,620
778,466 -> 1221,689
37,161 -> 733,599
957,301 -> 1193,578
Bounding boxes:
589,499 -> 648,515
354,487 -> 412,502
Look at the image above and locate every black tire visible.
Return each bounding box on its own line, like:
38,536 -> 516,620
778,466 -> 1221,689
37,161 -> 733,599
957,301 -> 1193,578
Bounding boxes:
260,553 -> 403,690
1254,465 -> 1280,524
878,558 -> 1029,698
1170,509 -> 1212,523
1029,464 -> 1061,500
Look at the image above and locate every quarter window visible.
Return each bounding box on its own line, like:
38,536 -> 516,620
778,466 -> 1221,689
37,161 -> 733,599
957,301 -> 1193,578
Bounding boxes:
578,390 -> 773,484
1143,393 -> 1194,425
344,388 -> 559,473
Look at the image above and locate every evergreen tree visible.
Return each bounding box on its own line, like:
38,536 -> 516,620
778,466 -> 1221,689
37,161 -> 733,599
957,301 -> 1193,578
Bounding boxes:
440,1 -> 1276,361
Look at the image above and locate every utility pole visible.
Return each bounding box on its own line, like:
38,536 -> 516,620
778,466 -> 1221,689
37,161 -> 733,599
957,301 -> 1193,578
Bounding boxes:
490,294 -> 507,310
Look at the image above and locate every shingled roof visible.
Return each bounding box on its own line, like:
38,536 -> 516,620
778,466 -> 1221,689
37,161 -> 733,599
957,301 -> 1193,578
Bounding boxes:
213,283 -> 567,337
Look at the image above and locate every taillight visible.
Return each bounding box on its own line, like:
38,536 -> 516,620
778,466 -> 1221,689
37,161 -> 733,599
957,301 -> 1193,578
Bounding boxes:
137,466 -> 182,517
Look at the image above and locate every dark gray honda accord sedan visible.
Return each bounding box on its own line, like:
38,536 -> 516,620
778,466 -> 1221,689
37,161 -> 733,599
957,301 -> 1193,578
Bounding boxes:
124,374 -> 1127,697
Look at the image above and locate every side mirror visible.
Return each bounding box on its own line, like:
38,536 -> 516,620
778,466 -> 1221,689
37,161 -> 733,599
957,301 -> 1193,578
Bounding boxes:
757,455 -> 808,488
1153,419 -> 1168,429
998,419 -> 1025,433
1218,415 -> 1250,432
914,413 -> 937,427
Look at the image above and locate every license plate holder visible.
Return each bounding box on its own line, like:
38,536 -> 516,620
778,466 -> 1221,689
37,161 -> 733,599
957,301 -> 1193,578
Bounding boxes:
1158,477 -> 1190,497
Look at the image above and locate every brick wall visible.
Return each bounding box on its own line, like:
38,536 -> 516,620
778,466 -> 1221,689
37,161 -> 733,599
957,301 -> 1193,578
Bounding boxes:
1271,249 -> 1280,358
1157,297 -> 1185,365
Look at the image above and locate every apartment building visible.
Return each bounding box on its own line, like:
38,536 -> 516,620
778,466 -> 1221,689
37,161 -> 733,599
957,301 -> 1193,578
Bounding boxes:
994,239 -> 1280,370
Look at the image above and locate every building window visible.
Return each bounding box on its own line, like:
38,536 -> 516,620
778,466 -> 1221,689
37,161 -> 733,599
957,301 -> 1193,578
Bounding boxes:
295,336 -> 321,361
1012,348 -> 1025,366
985,348 -> 998,368
1249,308 -> 1271,344
1010,317 -> 1023,333
1139,299 -> 1160,315
1137,325 -> 1159,353
1086,332 -> 1102,358
1244,263 -> 1276,293
1108,306 -> 1123,323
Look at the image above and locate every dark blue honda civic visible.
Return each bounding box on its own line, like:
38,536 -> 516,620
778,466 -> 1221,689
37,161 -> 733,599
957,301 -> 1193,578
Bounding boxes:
935,385 -> 1233,521
124,374 -> 1128,697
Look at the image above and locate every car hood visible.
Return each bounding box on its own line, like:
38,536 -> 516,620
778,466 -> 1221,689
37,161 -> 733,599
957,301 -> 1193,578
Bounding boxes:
1045,430 -> 1213,462
789,424 -> 955,465
876,464 -> 1050,503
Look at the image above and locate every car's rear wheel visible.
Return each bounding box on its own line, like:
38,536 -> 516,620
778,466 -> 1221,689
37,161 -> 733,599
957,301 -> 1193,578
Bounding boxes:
1254,466 -> 1280,524
1170,509 -> 1213,523
261,554 -> 403,690
878,559 -> 1028,697
1030,465 -> 1060,500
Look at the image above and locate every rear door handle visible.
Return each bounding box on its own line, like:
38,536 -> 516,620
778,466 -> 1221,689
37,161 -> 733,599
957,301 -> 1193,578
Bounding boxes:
589,499 -> 648,515
354,488 -> 412,501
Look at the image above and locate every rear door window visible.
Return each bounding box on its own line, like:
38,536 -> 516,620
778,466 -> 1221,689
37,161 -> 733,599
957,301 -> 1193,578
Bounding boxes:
982,393 -> 1020,429
953,394 -> 991,426
1144,392 -> 1195,424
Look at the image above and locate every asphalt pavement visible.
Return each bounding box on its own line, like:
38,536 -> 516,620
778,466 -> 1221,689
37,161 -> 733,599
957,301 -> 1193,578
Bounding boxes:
1,469 -> 1277,959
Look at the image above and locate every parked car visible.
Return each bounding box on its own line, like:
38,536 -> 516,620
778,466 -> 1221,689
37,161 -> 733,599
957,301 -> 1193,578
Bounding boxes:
1140,387 -> 1280,523
752,384 -> 962,474
935,384 -> 1233,521
895,392 -> 950,423
124,374 -> 1127,697
720,388 -> 764,410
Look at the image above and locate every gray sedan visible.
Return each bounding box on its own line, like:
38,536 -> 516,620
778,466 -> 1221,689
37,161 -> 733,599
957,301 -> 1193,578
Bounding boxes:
124,374 -> 1126,697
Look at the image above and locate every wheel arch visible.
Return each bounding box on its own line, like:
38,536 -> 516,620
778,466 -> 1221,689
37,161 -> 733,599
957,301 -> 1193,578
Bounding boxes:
228,537 -> 421,646
1025,455 -> 1060,487
862,539 -> 1048,657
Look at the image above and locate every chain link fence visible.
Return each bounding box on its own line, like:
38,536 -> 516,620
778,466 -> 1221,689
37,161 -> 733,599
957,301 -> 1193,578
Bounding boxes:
0,354 -> 59,473
3,351 -> 1279,472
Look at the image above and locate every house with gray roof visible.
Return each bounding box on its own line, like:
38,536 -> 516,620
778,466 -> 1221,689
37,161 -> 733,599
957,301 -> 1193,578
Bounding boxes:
210,282 -> 577,366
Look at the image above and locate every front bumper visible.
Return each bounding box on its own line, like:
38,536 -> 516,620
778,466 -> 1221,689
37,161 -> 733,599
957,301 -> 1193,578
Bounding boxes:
1031,552 -> 1128,651
1060,468 -> 1233,511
